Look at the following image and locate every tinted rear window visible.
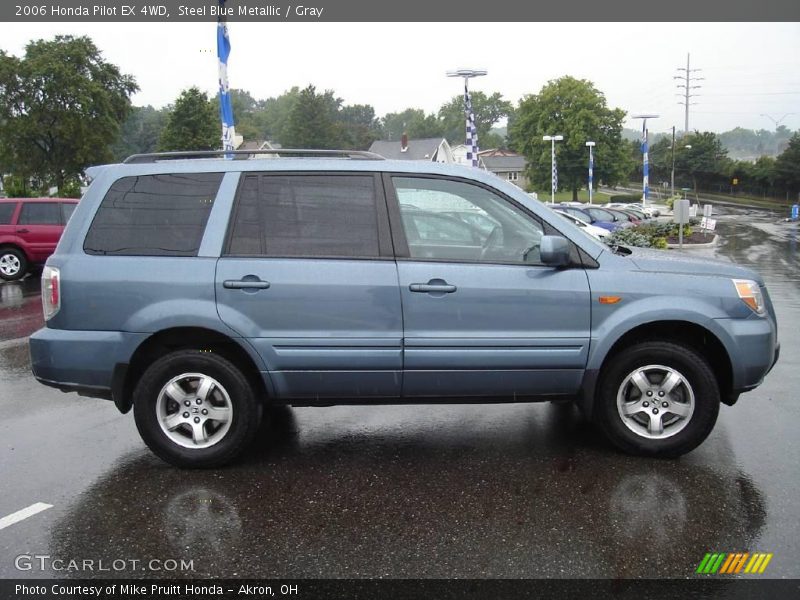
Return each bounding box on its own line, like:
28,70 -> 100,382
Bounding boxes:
19,202 -> 61,225
83,173 -> 222,256
227,174 -> 380,258
0,203 -> 15,225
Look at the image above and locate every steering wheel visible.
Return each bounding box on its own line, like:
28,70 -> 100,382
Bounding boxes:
479,225 -> 503,261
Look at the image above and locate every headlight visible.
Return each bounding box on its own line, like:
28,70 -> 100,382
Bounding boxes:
732,279 -> 765,315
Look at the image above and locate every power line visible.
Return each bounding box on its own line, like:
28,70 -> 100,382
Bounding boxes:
674,53 -> 703,133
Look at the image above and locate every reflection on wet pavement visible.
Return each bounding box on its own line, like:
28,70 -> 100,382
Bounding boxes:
49,405 -> 766,579
0,276 -> 43,343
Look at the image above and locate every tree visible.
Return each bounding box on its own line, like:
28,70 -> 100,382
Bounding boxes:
112,105 -> 168,161
338,103 -> 381,150
0,35 -> 137,192
775,133 -> 800,198
437,91 -> 513,146
252,87 -> 301,144
509,76 -> 631,200
675,131 -> 731,193
158,87 -> 219,151
282,85 -> 339,149
210,88 -> 262,142
380,108 -> 443,141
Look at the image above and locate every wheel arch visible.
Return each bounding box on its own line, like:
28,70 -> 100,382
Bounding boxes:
0,243 -> 30,260
115,326 -> 272,414
579,320 -> 734,418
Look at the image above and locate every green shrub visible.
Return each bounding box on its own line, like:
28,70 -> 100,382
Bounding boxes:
606,228 -> 653,248
605,219 -> 696,249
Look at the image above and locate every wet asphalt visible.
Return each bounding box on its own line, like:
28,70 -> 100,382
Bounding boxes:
0,207 -> 798,580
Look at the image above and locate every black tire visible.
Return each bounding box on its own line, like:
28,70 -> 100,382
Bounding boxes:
0,247 -> 27,281
595,341 -> 720,458
133,350 -> 261,468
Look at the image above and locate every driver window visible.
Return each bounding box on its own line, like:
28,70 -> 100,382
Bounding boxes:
393,176 -> 544,264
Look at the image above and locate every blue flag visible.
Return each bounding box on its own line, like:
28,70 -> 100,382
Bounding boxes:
217,2 -> 236,153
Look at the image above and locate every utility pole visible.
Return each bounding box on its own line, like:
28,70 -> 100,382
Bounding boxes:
674,53 -> 703,133
670,126 -> 676,199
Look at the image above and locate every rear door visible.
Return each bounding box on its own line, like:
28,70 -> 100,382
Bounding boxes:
387,175 -> 592,399
215,172 -> 403,400
17,201 -> 63,261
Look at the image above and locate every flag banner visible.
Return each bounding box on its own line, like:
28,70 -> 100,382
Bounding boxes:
464,84 -> 479,167
642,123 -> 649,200
217,2 -> 236,154
553,154 -> 558,194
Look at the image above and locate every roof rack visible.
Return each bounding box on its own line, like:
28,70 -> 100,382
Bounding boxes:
123,149 -> 386,164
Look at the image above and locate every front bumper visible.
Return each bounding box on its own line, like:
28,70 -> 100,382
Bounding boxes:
715,316 -> 779,393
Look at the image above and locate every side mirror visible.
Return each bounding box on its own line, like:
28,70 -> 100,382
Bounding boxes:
540,235 -> 571,267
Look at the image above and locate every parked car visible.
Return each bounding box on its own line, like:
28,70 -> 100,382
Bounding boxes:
552,210 -> 609,240
0,198 -> 79,281
588,206 -> 636,228
552,206 -> 616,233
30,149 -> 779,467
439,210 -> 500,236
608,202 -> 660,218
605,202 -> 652,221
605,208 -> 641,226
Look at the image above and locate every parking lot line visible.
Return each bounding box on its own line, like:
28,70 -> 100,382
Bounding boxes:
0,502 -> 53,531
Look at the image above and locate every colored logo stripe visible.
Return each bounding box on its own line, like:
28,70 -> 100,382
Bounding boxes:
697,552 -> 773,574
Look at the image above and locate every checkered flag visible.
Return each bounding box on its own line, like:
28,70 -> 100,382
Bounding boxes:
464,84 -> 479,167
552,154 -> 558,194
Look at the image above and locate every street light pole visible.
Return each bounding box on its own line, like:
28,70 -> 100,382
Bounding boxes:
543,135 -> 563,204
585,141 -> 595,204
632,114 -> 659,206
446,69 -> 488,167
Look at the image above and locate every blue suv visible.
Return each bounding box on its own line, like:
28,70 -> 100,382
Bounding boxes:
29,150 -> 779,467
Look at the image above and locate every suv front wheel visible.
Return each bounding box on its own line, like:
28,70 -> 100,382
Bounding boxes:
133,350 -> 261,468
595,341 -> 720,457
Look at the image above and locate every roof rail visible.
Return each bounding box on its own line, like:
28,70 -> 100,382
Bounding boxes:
123,149 -> 386,164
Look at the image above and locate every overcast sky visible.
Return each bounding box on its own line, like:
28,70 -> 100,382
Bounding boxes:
2,22 -> 799,133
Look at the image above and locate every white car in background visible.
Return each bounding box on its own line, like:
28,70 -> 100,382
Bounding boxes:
607,202 -> 660,218
554,210 -> 609,240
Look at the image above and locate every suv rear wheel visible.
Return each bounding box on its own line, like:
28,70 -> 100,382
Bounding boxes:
595,341 -> 720,457
133,350 -> 261,468
0,247 -> 27,281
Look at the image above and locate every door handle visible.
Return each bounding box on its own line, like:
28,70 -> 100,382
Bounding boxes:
223,279 -> 270,290
16,229 -> 29,234
409,282 -> 457,293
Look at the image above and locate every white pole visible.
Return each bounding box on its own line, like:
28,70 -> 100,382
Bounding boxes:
551,138 -> 556,204
589,145 -> 593,204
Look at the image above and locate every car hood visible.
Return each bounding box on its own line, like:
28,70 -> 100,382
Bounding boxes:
625,246 -> 763,283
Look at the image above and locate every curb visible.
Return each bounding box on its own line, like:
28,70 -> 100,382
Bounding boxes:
667,234 -> 718,249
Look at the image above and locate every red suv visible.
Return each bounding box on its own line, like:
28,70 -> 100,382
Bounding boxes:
0,198 -> 79,281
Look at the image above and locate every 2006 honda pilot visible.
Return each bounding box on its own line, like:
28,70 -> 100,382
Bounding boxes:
29,150 -> 779,467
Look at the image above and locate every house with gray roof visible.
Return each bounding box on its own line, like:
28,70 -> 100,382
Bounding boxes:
368,136 -> 455,163
478,149 -> 528,189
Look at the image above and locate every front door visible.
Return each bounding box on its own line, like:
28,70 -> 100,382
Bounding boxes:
215,172 -> 403,400
387,175 -> 591,399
